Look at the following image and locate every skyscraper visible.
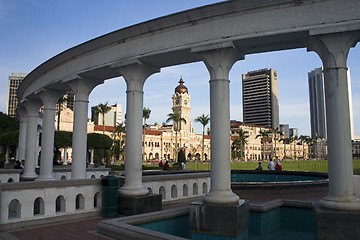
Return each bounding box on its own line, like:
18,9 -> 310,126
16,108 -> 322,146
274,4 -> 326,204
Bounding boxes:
7,73 -> 27,116
242,68 -> 279,129
308,68 -> 327,139
308,67 -> 355,139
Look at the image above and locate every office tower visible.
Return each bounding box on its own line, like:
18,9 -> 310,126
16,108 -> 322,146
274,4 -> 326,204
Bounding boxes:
91,103 -> 122,127
7,73 -> 27,116
279,124 -> 290,138
289,128 -> 298,138
242,68 -> 279,129
308,68 -> 327,139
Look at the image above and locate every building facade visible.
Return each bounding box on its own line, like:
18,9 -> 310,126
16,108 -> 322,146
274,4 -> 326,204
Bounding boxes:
7,73 -> 27,116
242,68 -> 279,129
308,68 -> 327,139
91,103 -> 123,127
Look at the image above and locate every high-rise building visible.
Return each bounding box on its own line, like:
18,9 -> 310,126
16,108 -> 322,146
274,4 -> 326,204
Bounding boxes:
308,68 -> 327,139
91,103 -> 122,127
7,73 -> 27,116
289,128 -> 298,138
308,67 -> 354,139
242,68 -> 279,129
279,124 -> 290,138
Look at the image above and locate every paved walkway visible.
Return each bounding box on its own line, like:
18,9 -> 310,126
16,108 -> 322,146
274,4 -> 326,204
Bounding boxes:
0,191 -> 327,240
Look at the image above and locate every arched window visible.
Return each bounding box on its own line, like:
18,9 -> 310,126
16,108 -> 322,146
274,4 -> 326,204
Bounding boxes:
34,197 -> 44,215
56,195 -> 66,212
60,175 -> 66,180
193,183 -> 198,195
183,184 -> 188,197
76,194 -> 85,210
8,199 -> 21,219
91,175 -> 96,179
202,182 -> 208,194
171,185 -> 177,198
7,178 -> 14,183
94,192 -> 101,208
159,186 -> 166,200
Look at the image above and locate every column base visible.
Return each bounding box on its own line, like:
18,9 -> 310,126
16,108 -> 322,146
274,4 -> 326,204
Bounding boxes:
203,190 -> 241,205
319,195 -> 360,211
315,203 -> 360,240
35,176 -> 56,181
20,173 -> 38,181
118,193 -> 162,216
190,200 -> 249,238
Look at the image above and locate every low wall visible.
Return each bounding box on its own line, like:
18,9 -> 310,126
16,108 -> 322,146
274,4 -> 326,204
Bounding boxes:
0,179 -> 102,231
0,169 -> 21,183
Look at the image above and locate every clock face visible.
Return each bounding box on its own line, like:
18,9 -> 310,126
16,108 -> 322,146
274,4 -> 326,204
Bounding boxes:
175,99 -> 179,105
184,100 -> 188,105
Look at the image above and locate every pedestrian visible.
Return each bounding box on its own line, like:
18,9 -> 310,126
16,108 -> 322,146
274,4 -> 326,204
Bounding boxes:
275,158 -> 282,171
268,158 -> 275,171
255,162 -> 263,170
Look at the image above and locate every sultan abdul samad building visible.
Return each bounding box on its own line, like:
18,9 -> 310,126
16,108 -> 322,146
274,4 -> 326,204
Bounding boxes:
142,78 -> 211,162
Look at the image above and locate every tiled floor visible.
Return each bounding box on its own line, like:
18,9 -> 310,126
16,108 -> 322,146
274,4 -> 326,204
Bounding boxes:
0,191 -> 327,240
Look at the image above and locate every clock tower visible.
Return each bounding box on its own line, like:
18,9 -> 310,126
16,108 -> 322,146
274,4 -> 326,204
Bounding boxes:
172,78 -> 191,134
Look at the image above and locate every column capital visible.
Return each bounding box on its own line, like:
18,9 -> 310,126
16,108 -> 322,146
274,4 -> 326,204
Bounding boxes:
192,43 -> 244,79
117,62 -> 160,91
68,76 -> 104,101
38,90 -> 64,110
15,104 -> 27,119
307,31 -> 360,69
23,99 -> 43,117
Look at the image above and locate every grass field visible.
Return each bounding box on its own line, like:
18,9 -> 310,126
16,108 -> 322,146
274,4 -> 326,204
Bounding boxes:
178,159 -> 360,174
112,159 -> 360,175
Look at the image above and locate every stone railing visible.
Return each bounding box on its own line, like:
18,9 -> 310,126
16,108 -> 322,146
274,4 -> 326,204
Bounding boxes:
0,169 -> 22,183
0,171 -> 210,230
0,179 -> 102,231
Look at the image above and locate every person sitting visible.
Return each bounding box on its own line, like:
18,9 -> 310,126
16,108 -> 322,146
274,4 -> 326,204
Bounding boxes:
158,160 -> 163,168
275,159 -> 282,171
255,162 -> 263,170
163,161 -> 171,170
268,159 -> 275,171
14,160 -> 22,169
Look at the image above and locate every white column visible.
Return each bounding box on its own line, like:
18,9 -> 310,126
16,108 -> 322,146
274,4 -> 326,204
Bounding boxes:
308,31 -> 360,210
118,63 -> 159,196
193,44 -> 243,205
21,99 -> 42,181
37,90 -> 63,180
68,77 -> 102,179
16,105 -> 27,162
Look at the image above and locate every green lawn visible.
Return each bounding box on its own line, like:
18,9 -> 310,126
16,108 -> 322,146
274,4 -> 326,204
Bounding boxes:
111,160 -> 360,175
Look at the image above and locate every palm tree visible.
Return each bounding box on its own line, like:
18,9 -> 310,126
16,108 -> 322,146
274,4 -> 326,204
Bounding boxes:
271,127 -> 282,157
111,123 -> 126,161
256,129 -> 271,160
235,127 -> 248,161
194,114 -> 210,161
298,135 -> 310,159
290,135 -> 299,159
95,102 -> 112,134
142,107 -> 151,161
166,111 -> 186,159
279,137 -> 291,160
56,93 -> 74,131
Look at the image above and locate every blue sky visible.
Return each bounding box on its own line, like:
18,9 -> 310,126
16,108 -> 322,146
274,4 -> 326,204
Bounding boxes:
1,0 -> 359,136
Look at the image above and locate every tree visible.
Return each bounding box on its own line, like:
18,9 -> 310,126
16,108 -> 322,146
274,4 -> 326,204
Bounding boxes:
271,127 -> 282,157
95,102 -> 112,134
55,93 -> 74,131
111,123 -> 126,161
298,135 -> 310,159
166,111 -> 186,159
279,137 -> 291,160
142,107 -> 151,161
87,133 -> 113,166
194,114 -> 210,161
290,135 -> 299,159
256,129 -> 271,160
231,127 -> 248,161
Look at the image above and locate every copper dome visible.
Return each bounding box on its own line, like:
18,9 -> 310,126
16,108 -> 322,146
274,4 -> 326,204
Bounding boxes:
175,78 -> 188,94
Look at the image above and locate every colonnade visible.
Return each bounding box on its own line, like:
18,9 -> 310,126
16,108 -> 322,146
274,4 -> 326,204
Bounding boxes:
16,31 -> 359,210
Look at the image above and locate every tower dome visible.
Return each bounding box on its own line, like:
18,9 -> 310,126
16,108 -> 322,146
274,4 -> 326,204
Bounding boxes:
175,78 -> 188,94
